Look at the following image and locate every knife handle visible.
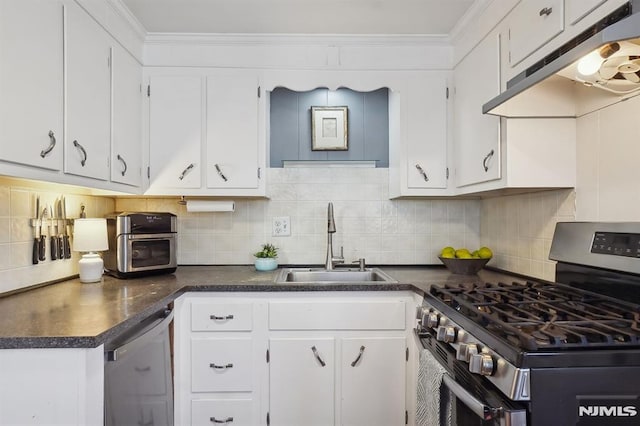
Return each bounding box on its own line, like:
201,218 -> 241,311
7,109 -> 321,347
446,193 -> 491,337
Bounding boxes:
32,238 -> 39,265
51,235 -> 58,260
38,235 -> 46,261
63,235 -> 71,259
58,235 -> 65,259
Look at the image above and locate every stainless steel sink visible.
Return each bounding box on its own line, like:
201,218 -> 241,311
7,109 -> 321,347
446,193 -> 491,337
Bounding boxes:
274,268 -> 397,284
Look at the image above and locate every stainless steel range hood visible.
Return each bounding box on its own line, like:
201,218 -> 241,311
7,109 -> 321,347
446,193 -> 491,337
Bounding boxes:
483,1 -> 640,118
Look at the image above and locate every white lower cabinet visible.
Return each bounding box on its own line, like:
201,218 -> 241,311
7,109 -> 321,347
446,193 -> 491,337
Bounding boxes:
174,292 -> 420,426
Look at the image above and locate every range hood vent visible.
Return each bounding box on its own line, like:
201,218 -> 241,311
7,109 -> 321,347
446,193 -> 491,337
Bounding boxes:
483,1 -> 640,118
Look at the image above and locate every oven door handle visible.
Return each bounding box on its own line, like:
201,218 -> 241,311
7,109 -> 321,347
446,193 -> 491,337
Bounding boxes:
442,374 -> 499,421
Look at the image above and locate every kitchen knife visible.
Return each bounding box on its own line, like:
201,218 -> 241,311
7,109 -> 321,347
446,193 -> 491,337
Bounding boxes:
32,195 -> 40,265
57,198 -> 65,259
38,206 -> 47,261
62,196 -> 71,259
50,202 -> 58,260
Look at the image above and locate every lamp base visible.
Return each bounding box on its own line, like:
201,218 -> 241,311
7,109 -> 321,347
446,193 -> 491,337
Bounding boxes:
79,252 -> 104,283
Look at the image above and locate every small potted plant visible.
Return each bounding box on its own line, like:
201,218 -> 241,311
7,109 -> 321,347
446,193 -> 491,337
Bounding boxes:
253,243 -> 279,271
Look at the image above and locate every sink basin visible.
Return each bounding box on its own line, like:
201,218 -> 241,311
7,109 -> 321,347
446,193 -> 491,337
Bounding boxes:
274,268 -> 397,284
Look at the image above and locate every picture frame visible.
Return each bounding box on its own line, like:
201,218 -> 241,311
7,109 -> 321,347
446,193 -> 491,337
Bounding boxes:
311,106 -> 348,151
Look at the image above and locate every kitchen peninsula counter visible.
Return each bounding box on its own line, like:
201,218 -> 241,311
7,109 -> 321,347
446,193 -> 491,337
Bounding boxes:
0,265 -> 528,349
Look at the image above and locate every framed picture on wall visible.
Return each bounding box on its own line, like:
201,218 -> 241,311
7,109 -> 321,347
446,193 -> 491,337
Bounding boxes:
311,106 -> 348,151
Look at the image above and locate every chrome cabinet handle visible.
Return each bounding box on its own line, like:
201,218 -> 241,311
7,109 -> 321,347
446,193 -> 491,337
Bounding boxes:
539,7 -> 552,16
311,346 -> 326,367
116,154 -> 127,176
179,163 -> 195,180
415,164 -> 429,182
210,417 -> 234,424
210,314 -> 234,320
73,140 -> 87,166
482,149 -> 495,172
350,345 -> 366,367
40,131 -> 56,158
215,164 -> 228,182
209,363 -> 233,369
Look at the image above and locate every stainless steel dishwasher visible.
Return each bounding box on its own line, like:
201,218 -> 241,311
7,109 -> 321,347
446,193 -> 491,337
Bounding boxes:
104,307 -> 174,426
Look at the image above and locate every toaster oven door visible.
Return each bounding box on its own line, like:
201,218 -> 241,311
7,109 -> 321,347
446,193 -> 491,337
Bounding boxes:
116,233 -> 177,273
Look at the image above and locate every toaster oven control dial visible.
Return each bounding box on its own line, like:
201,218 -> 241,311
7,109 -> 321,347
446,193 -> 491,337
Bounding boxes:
469,353 -> 494,376
456,343 -> 478,362
436,326 -> 457,343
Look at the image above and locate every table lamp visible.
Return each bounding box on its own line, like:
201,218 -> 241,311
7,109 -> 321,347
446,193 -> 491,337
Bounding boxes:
73,218 -> 109,283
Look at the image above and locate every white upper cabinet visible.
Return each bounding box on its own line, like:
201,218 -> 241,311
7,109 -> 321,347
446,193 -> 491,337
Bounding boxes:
566,0 -> 607,25
147,75 -> 204,193
389,71 -> 449,198
146,69 -> 265,196
65,1 -> 111,180
0,0 -> 64,171
111,44 -> 143,187
206,70 -> 260,191
508,0 -> 564,67
454,30 -> 502,188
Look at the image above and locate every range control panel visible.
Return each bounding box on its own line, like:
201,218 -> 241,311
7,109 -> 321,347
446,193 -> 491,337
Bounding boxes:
590,232 -> 640,258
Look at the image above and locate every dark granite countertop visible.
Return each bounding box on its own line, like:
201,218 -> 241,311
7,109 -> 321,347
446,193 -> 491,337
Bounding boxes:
0,265 -> 528,349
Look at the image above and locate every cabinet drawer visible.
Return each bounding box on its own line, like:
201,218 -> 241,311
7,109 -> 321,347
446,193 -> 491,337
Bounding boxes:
269,300 -> 406,330
191,338 -> 253,392
191,302 -> 253,331
192,399 -> 253,426
509,0 -> 564,67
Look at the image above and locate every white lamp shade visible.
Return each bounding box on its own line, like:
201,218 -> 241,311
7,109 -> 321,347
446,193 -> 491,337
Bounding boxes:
73,218 -> 108,252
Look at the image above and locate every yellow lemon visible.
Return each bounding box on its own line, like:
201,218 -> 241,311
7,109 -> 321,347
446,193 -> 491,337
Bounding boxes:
478,247 -> 493,259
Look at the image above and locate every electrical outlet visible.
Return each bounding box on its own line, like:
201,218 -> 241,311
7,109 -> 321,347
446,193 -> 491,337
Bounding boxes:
272,216 -> 291,237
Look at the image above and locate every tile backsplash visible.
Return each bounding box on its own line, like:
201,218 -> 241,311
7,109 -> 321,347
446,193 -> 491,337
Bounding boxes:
116,168 -> 482,266
0,177 -> 115,294
479,189 -> 576,281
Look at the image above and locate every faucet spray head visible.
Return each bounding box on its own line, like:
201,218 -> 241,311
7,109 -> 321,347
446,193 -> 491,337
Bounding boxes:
328,202 -> 336,233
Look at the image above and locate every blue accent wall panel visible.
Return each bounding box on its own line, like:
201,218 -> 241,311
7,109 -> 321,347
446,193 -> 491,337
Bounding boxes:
270,87 -> 389,167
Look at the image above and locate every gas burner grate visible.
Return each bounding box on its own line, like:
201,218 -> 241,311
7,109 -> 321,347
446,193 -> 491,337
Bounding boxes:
430,281 -> 640,351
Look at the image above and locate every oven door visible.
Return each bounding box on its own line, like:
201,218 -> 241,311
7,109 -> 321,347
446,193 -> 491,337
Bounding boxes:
418,333 -> 528,426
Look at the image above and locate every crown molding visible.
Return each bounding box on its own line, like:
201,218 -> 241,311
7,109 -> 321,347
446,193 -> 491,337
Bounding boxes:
106,0 -> 148,40
448,0 -> 493,43
144,32 -> 452,47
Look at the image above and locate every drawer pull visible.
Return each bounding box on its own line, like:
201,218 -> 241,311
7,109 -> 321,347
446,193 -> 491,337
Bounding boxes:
73,140 -> 87,166
179,163 -> 195,180
210,417 -> 234,424
210,314 -> 234,321
40,130 -> 56,158
215,163 -> 228,182
134,366 -> 151,373
350,345 -> 366,367
210,363 -> 234,370
311,346 -> 326,367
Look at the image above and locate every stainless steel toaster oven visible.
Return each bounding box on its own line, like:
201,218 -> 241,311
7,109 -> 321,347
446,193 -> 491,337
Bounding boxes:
104,212 -> 177,278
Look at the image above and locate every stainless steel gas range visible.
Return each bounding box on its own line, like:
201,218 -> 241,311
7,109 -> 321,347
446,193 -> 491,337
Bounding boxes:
416,222 -> 640,426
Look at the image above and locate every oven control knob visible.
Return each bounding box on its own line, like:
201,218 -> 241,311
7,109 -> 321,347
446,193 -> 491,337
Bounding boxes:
469,353 -> 494,376
425,312 -> 440,329
436,326 -> 456,343
456,343 -> 478,362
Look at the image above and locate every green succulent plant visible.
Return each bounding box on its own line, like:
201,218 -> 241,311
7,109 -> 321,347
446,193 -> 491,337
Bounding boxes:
254,243 -> 278,258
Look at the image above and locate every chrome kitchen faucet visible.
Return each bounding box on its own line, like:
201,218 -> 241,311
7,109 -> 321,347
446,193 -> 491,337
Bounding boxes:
325,202 -> 344,270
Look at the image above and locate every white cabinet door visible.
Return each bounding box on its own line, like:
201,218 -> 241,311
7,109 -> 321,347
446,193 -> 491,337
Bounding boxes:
566,0 -> 607,25
509,0 -> 564,67
148,75 -> 203,192
206,70 -> 259,189
0,0 -> 64,170
65,1 -> 111,180
269,337 -> 335,426
454,30 -> 502,187
111,44 -> 142,187
341,337 -> 406,426
406,72 -> 448,189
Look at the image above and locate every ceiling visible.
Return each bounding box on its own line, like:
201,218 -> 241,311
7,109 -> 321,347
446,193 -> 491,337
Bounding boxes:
121,0 -> 477,35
